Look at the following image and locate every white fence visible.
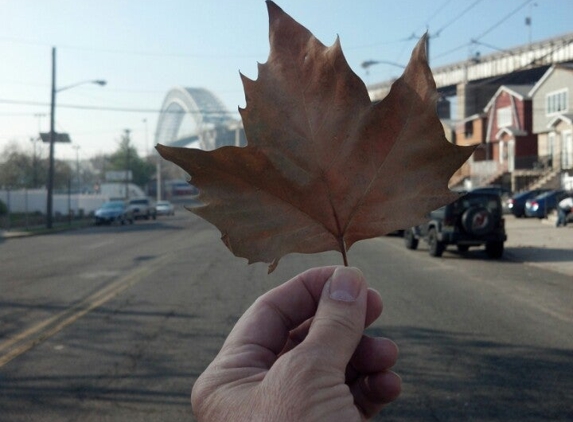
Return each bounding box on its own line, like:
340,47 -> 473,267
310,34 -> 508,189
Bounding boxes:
0,189 -> 107,216
467,160 -> 507,188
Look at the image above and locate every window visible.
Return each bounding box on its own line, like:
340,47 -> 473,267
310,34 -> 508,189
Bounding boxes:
548,132 -> 555,156
464,121 -> 473,138
546,89 -> 568,115
496,106 -> 512,127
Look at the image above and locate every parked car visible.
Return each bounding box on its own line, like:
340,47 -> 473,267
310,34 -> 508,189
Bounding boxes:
470,185 -> 512,214
507,189 -> 549,218
155,200 -> 175,216
403,191 -> 506,258
94,200 -> 134,225
470,185 -> 512,198
525,190 -> 567,218
127,197 -> 157,220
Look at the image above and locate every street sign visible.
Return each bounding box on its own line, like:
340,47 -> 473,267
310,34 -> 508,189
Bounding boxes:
106,170 -> 132,182
40,132 -> 71,143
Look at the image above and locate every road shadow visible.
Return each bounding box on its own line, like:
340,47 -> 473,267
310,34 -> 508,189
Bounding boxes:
58,218 -> 185,236
412,243 -> 573,266
3,320 -> 570,421
368,326 -> 573,421
505,246 -> 573,263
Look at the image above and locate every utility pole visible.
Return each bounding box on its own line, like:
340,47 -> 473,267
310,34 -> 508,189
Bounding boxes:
124,129 -> 131,199
46,47 -> 57,229
156,159 -> 162,201
44,48 -> 105,229
72,145 -> 81,192
143,118 -> 149,157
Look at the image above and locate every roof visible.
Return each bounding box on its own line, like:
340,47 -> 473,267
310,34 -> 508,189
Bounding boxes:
458,113 -> 487,124
483,84 -> 534,112
529,63 -> 573,96
547,113 -> 573,128
495,126 -> 527,138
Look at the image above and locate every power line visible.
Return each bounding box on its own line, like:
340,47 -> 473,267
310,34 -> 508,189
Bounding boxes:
433,42 -> 473,60
433,0 -> 485,37
473,0 -> 532,41
0,98 -> 239,115
0,35 -> 264,60
432,0 -> 533,61
471,40 -> 508,53
424,0 -> 453,28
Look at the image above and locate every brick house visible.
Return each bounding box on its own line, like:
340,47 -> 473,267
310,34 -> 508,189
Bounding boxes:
483,84 -> 537,169
482,84 -> 539,190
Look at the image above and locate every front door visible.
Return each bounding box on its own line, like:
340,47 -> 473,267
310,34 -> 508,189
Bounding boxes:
563,130 -> 573,170
508,139 -> 515,172
498,139 -> 514,172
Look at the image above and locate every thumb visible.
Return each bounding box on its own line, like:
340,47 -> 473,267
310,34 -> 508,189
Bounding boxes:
303,266 -> 368,371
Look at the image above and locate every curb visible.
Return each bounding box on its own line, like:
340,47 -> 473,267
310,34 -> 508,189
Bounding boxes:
0,221 -> 93,239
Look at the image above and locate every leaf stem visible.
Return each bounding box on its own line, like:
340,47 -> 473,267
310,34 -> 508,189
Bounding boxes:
338,236 -> 349,267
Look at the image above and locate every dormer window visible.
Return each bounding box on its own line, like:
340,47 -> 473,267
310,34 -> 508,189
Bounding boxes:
496,106 -> 512,128
546,89 -> 568,115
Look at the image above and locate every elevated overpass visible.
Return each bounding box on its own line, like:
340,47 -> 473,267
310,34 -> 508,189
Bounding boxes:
368,32 -> 573,119
154,86 -> 245,150
155,33 -> 573,152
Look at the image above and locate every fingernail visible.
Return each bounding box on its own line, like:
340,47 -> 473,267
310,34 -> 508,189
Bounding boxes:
329,267 -> 362,302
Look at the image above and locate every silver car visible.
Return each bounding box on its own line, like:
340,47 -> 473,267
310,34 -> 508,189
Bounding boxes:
94,201 -> 134,225
155,200 -> 175,216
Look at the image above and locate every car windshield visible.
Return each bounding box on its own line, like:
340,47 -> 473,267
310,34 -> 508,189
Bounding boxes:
157,201 -> 169,206
102,202 -> 123,209
455,194 -> 500,211
536,191 -> 555,199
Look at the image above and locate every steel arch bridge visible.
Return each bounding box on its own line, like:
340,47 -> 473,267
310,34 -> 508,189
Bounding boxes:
154,86 -> 241,150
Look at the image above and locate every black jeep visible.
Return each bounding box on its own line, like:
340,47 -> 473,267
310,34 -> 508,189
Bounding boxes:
403,191 -> 507,258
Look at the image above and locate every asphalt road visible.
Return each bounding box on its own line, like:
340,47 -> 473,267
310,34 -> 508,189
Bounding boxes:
0,210 -> 572,421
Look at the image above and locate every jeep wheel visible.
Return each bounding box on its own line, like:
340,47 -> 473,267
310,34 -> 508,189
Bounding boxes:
404,229 -> 419,250
428,228 -> 445,257
485,241 -> 504,258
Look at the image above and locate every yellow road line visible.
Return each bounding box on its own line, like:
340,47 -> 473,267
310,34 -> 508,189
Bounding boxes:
0,254 -> 172,368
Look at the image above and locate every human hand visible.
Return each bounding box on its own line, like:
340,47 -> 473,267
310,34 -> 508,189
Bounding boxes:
191,266 -> 401,421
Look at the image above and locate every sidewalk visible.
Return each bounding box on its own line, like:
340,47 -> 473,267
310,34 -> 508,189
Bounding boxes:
0,219 -> 93,239
504,214 -> 573,277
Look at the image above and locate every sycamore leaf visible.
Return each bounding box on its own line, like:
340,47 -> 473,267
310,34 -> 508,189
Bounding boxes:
156,1 -> 474,273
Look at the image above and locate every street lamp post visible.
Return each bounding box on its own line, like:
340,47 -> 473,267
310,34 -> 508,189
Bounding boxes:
72,144 -> 81,192
143,118 -> 149,157
361,59 -> 406,73
46,46 -> 106,229
124,129 -> 131,199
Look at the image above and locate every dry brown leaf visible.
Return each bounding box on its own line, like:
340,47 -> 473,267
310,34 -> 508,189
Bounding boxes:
156,1 -> 474,272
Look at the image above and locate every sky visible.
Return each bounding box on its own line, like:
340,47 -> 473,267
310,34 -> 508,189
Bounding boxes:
1,0 -> 572,161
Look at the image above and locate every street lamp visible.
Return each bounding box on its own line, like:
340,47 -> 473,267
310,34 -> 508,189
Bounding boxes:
46,46 -> 106,229
361,59 -> 406,74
